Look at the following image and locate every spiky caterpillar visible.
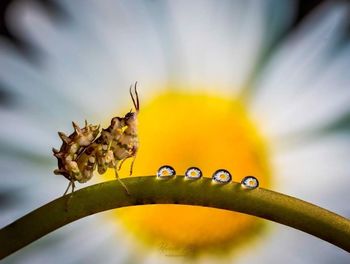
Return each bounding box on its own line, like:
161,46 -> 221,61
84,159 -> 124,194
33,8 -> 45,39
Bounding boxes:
53,83 -> 140,195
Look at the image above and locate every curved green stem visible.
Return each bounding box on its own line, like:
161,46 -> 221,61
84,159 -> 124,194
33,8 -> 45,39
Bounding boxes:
1,176 -> 349,259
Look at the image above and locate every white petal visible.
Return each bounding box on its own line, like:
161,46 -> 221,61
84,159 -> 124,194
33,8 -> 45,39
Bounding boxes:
8,0 -> 168,114
272,133 -> 350,215
250,1 -> 350,140
235,225 -> 350,264
165,0 -> 293,95
0,108 -> 59,157
0,42 -> 87,121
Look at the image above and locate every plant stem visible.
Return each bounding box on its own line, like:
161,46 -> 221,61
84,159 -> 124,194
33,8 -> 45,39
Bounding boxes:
1,176 -> 349,259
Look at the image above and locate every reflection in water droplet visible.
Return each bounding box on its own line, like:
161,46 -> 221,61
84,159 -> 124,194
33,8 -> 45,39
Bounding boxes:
241,176 -> 259,189
212,169 -> 232,183
157,165 -> 176,178
185,167 -> 202,179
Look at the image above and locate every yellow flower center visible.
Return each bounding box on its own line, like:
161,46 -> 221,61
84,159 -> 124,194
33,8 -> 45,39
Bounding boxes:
105,90 -> 270,254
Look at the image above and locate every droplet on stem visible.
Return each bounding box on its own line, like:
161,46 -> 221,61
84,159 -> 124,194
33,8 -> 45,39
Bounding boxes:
212,169 -> 232,183
185,167 -> 202,180
241,176 -> 259,189
157,165 -> 176,178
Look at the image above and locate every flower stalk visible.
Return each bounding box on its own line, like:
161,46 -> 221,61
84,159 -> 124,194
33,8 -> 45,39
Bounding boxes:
1,176 -> 349,259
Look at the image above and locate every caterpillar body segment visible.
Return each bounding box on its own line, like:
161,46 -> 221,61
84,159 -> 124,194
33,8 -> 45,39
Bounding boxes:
53,122 -> 100,183
53,83 -> 140,195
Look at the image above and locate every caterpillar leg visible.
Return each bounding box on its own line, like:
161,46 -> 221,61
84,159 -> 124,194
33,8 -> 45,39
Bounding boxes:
114,165 -> 130,195
63,180 -> 75,196
63,180 -> 76,211
117,152 -> 137,176
117,157 -> 129,171
129,152 -> 137,176
63,181 -> 71,196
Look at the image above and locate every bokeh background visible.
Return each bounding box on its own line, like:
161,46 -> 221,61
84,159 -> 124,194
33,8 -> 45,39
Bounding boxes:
1,0 -> 350,263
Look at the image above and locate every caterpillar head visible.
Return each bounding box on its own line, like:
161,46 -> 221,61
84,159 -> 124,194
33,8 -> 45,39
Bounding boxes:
124,82 -> 139,126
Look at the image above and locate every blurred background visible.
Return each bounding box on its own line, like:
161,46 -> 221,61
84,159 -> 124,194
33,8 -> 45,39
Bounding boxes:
0,0 -> 350,263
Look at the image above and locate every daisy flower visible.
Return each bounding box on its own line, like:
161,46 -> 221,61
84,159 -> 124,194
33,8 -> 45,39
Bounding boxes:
1,0 -> 350,263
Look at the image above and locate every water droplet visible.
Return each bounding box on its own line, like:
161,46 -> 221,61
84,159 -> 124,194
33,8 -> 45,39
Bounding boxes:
157,165 -> 176,178
185,167 -> 202,179
212,169 -> 232,183
241,176 -> 259,189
